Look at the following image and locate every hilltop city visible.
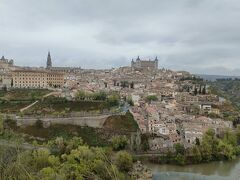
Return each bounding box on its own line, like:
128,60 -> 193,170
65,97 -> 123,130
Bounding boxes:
0,53 -> 233,152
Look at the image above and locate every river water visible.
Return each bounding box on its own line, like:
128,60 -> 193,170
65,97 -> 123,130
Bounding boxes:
147,157 -> 240,180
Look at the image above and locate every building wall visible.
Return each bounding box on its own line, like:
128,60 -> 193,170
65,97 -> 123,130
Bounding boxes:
47,72 -> 65,87
12,69 -> 64,88
12,70 -> 47,88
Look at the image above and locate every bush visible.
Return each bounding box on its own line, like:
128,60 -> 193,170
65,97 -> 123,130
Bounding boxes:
111,136 -> 128,151
115,151 -> 133,172
174,143 -> 185,155
107,93 -> 120,107
35,119 -> 43,128
174,154 -> 185,165
126,96 -> 134,106
146,95 -> 158,102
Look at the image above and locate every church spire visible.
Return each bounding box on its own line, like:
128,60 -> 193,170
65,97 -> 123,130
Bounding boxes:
46,51 -> 52,68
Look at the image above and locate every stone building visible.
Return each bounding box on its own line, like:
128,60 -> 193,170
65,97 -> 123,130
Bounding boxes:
46,52 -> 81,73
0,56 -> 14,89
12,69 -> 64,88
0,56 -> 14,68
131,56 -> 158,71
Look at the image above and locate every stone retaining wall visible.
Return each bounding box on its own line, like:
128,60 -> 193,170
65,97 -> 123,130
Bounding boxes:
14,115 -> 111,128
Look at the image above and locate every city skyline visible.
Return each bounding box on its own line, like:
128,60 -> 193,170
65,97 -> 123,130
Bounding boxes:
1,0 -> 240,75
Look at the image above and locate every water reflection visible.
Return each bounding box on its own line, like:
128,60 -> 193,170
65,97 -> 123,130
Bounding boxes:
147,157 -> 240,180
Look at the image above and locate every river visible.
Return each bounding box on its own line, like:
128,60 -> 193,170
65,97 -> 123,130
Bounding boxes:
146,157 -> 240,180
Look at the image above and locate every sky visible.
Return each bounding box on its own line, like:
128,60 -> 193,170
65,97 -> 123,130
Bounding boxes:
0,0 -> 240,75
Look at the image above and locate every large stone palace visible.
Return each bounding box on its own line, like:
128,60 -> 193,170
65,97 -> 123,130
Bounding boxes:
131,56 -> 158,71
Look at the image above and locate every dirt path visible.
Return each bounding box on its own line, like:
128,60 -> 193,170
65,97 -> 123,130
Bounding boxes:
19,91 -> 59,113
20,100 -> 39,112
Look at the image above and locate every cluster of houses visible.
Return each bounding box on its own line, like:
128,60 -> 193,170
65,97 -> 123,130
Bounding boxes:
0,54 -> 233,151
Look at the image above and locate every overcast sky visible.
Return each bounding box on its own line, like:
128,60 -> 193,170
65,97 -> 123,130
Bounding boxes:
0,0 -> 240,75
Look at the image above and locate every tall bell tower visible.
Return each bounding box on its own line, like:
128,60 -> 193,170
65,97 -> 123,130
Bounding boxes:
46,51 -> 52,69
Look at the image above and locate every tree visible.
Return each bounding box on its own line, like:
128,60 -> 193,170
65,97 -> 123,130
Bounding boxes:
199,141 -> 212,162
48,155 -> 60,167
141,134 -> 149,151
115,151 -> 133,172
200,129 -> 219,161
223,129 -> 237,146
0,114 -> 3,134
217,140 -> 235,160
199,85 -> 202,94
202,86 -> 206,95
76,90 -> 86,100
111,136 -> 128,151
40,167 -> 58,180
174,143 -> 185,155
174,154 -> 185,165
126,96 -> 134,106
65,137 -> 83,153
236,126 -> 240,145
146,95 -> 158,102
107,93 -> 120,106
191,146 -> 202,163
130,82 -> 134,89
195,138 -> 200,146
194,87 -> 198,95
35,119 -> 43,128
32,149 -> 50,170
93,159 -> 123,180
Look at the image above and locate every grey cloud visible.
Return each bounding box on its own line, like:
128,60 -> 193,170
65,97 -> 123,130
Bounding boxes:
0,0 -> 240,74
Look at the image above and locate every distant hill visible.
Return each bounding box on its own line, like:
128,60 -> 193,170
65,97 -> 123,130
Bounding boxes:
195,74 -> 240,81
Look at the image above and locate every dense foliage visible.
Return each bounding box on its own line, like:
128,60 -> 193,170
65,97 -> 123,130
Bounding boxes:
0,138 -> 134,179
111,136 -> 128,151
155,128 -> 240,165
75,90 -> 120,107
209,79 -> 240,122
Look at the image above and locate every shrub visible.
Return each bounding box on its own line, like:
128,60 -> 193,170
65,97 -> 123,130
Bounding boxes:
146,95 -> 158,102
111,136 -> 128,151
35,119 -> 43,128
115,151 -> 133,172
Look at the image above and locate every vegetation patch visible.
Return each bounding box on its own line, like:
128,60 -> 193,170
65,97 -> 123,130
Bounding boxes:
25,99 -> 112,115
0,101 -> 32,113
7,123 -> 110,147
103,111 -> 139,132
0,89 -> 51,101
209,79 -> 240,121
